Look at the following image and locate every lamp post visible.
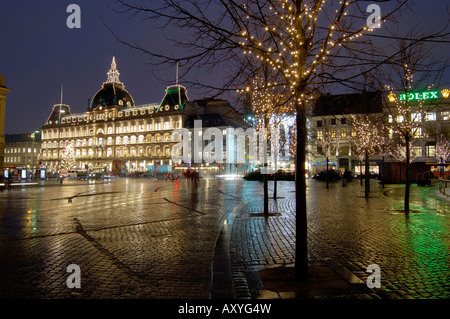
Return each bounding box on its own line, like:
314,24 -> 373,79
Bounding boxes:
31,130 -> 40,178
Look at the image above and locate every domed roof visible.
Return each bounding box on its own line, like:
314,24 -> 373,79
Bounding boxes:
89,57 -> 135,110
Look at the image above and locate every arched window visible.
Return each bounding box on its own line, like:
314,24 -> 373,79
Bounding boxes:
123,136 -> 129,145
116,136 -> 122,145
164,134 -> 170,142
130,135 -> 137,144
164,146 -> 170,157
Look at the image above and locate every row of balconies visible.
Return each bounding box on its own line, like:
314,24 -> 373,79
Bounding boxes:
41,139 -> 177,149
41,153 -> 172,161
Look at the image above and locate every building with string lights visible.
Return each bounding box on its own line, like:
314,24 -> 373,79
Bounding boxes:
308,89 -> 450,183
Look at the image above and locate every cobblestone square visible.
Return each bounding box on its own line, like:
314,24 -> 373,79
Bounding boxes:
0,177 -> 448,299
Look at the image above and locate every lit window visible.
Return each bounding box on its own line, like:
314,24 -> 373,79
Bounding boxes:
411,112 -> 422,122
442,111 -> 450,121
331,130 -> 336,138
412,146 -> 422,158
426,112 -> 436,121
317,131 -> 323,139
426,144 -> 436,157
340,130 -> 347,138
413,128 -> 422,138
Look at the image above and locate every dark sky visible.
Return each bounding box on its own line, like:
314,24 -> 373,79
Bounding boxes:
0,0 -> 449,134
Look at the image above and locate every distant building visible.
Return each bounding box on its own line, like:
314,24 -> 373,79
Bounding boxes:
308,90 -> 450,182
0,75 -> 12,173
4,133 -> 41,173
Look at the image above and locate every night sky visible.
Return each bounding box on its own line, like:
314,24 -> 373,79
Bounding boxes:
1,0 -> 449,134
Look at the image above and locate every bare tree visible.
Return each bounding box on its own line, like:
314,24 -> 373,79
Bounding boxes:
383,31 -> 448,212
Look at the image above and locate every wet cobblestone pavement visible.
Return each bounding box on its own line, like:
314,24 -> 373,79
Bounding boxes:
230,179 -> 449,299
0,177 -> 448,299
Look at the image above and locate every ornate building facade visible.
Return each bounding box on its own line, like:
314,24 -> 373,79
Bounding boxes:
40,57 -> 250,175
40,57 -> 194,174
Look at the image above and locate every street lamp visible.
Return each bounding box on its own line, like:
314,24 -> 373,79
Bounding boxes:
31,130 -> 40,178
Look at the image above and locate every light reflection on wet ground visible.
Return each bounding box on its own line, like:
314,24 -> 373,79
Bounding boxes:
0,177 -> 448,298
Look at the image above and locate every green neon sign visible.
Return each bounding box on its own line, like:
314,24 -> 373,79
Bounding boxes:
398,91 -> 439,101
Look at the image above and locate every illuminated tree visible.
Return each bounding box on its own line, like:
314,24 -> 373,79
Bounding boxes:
348,113 -> 385,198
436,134 -> 450,164
246,68 -> 295,206
113,0 -> 416,280
435,134 -> 450,178
60,142 -> 77,171
311,118 -> 339,188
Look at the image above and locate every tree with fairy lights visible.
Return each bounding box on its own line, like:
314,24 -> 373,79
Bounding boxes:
311,118 -> 339,189
111,0 -> 432,280
348,113 -> 386,198
436,133 -> 450,177
60,142 -> 77,171
245,67 -> 295,212
384,38 -> 447,211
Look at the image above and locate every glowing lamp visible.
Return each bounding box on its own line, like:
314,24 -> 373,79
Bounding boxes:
441,89 -> 450,99
388,94 -> 396,102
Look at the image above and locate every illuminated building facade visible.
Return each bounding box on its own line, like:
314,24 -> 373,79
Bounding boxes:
0,75 -> 11,172
41,57 -> 194,174
308,90 -> 450,182
40,57 -> 250,175
4,133 -> 41,174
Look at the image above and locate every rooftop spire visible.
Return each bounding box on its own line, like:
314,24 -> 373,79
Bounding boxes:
106,56 -> 122,84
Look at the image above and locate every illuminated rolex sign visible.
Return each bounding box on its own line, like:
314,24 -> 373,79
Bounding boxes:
398,91 -> 439,101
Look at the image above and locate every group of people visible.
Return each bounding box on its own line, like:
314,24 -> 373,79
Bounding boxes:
183,169 -> 200,182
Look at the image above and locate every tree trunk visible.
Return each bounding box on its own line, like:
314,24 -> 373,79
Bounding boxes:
326,156 -> 329,189
264,172 -> 269,218
365,150 -> 370,198
360,160 -> 363,186
405,137 -> 411,212
273,172 -> 278,199
295,102 -> 308,281
263,117 -> 269,218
